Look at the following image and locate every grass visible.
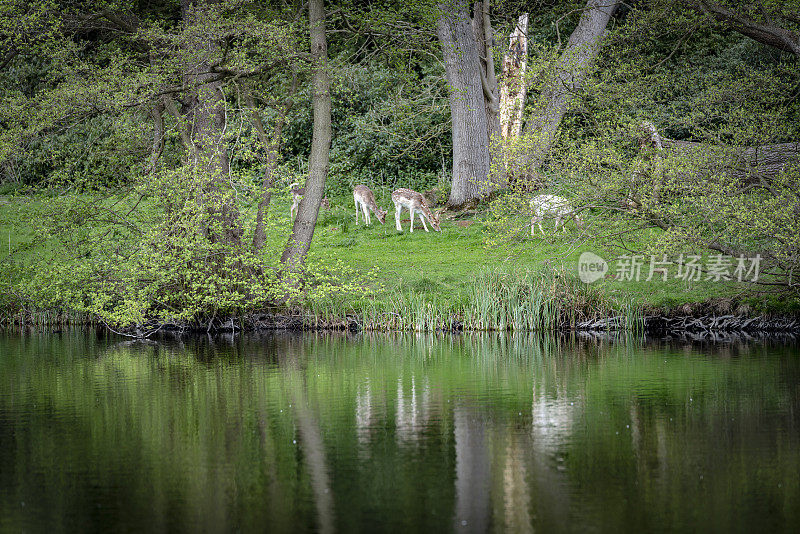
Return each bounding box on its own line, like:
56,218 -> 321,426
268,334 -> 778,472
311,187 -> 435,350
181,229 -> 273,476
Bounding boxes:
0,189 -> 783,330
303,195 -> 752,309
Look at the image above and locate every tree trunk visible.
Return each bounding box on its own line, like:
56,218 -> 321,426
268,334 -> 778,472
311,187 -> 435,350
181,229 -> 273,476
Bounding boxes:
181,1 -> 229,176
280,0 -> 331,280
499,13 -> 528,140
522,0 -> 618,183
473,1 -> 500,142
437,0 -> 493,209
496,13 -> 529,188
249,74 -> 298,253
639,122 -> 800,186
179,0 -> 243,246
148,101 -> 165,174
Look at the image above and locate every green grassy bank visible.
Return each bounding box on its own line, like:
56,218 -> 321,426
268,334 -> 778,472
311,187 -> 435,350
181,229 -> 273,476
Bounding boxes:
0,191 -> 791,331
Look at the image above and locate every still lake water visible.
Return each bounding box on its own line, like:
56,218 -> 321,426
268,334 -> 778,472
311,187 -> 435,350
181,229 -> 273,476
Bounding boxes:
0,329 -> 798,533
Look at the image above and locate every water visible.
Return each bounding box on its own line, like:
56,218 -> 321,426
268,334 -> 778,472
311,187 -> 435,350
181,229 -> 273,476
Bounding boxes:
0,330 -> 798,533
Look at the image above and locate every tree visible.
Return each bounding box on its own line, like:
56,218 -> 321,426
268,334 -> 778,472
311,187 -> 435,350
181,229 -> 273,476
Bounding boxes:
0,0 -> 316,326
499,13 -> 529,141
520,0 -> 619,185
473,1 -> 501,142
436,0 -> 492,209
690,1 -> 800,58
549,1 -> 800,296
280,0 -> 331,288
248,73 -> 299,253
171,0 -> 242,247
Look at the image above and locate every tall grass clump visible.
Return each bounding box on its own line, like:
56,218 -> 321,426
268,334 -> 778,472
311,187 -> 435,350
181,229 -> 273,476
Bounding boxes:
357,268 -> 634,333
619,296 -> 645,334
360,291 -> 456,332
460,269 -> 613,332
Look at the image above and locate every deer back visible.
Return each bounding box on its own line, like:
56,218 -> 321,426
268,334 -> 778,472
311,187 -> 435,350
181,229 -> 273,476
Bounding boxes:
391,188 -> 427,208
354,185 -> 377,206
393,188 -> 441,230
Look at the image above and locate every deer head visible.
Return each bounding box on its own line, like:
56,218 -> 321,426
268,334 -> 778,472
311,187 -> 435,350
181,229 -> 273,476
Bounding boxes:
430,208 -> 442,232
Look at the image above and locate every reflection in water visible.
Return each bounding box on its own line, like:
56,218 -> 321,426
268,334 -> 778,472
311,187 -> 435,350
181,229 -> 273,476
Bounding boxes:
503,433 -> 533,534
396,376 -> 433,446
0,330 -> 798,533
453,405 -> 490,532
355,379 -> 372,448
282,343 -> 335,534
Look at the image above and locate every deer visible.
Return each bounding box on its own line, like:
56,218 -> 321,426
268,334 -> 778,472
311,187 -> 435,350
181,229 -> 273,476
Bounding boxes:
289,182 -> 329,220
530,194 -> 583,235
353,185 -> 387,225
391,188 -> 441,233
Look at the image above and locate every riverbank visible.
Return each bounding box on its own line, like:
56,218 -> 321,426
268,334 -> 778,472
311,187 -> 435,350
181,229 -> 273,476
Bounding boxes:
3,301 -> 798,337
2,193 -> 798,334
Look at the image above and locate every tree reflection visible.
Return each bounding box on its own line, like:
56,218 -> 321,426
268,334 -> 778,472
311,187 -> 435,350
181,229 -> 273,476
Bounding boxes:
0,330 -> 797,532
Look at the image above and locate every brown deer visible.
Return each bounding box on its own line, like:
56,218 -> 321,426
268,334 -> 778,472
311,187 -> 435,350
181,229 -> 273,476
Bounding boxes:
290,182 -> 329,220
353,185 -> 387,225
391,188 -> 441,232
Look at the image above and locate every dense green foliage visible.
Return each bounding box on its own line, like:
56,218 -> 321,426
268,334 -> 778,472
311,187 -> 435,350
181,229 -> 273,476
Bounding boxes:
0,0 -> 798,326
490,1 -> 800,296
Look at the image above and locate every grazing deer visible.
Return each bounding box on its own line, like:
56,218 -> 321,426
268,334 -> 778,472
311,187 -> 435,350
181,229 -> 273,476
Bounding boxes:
353,185 -> 387,225
391,188 -> 441,233
530,194 -> 583,235
289,182 -> 329,220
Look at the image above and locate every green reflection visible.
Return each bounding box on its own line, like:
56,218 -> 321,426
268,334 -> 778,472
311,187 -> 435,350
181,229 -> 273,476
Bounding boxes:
0,331 -> 798,533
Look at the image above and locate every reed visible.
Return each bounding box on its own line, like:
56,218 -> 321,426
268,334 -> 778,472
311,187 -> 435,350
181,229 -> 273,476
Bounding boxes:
352,268 -> 640,333
0,306 -> 96,327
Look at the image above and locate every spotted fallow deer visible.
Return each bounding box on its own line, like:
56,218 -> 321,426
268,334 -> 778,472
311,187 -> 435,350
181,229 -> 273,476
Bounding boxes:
391,188 -> 441,233
353,185 -> 387,225
289,182 -> 329,220
529,194 -> 583,235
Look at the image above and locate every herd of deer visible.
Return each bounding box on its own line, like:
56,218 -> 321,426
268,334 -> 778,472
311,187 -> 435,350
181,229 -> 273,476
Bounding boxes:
289,183 -> 583,235
290,183 -> 442,232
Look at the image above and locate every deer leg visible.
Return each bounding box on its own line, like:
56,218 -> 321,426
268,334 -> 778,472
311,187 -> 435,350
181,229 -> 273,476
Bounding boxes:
420,212 -> 429,232
365,205 -> 371,226
355,198 -> 359,224
395,204 -> 403,232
